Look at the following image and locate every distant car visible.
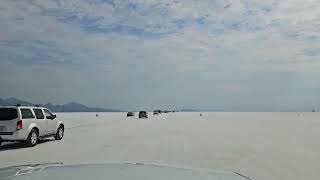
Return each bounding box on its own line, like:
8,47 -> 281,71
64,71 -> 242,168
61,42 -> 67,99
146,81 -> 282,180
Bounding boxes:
0,105 -> 64,147
139,111 -> 148,119
127,112 -> 135,117
153,110 -> 159,115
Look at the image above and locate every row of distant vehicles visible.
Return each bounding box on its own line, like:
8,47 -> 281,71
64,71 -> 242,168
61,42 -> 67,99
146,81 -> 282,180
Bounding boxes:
127,110 -> 177,119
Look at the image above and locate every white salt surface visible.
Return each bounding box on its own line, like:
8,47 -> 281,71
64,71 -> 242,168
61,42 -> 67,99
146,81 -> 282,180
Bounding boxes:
1,112 -> 320,180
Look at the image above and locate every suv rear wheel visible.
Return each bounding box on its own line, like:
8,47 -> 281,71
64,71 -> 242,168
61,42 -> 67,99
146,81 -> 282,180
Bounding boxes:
26,129 -> 38,147
55,126 -> 64,140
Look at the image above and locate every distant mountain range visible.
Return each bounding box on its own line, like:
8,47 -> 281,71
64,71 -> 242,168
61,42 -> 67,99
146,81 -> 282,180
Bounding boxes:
0,97 -> 122,112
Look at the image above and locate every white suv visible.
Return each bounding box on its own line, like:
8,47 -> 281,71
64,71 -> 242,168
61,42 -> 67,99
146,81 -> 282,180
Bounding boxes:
0,105 -> 64,147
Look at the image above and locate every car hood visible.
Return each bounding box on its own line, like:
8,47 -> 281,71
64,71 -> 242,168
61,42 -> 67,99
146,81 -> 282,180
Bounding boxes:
0,162 -> 252,180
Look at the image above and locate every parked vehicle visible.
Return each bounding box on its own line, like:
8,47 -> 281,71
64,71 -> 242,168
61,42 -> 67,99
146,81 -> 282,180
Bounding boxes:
127,112 -> 135,117
139,111 -> 148,119
153,110 -> 159,115
0,105 -> 64,147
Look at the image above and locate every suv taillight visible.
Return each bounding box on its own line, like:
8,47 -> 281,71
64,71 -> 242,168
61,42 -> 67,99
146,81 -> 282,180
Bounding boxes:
16,120 -> 23,130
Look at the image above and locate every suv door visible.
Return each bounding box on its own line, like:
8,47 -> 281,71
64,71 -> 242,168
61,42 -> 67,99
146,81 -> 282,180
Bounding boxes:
43,109 -> 56,135
20,108 -> 38,136
32,108 -> 47,136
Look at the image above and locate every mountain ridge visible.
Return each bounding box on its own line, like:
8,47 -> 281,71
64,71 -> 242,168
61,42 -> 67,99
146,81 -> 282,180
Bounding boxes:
0,97 -> 122,112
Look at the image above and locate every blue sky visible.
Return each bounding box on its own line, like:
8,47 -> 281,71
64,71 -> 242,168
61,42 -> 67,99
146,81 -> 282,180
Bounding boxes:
0,0 -> 320,111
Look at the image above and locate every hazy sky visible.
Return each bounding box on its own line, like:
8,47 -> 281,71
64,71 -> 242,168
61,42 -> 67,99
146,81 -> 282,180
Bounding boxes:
1,0 -> 320,111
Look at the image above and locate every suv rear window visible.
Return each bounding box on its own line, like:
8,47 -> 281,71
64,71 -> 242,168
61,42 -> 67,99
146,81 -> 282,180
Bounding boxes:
33,109 -> 44,119
20,108 -> 34,119
0,108 -> 18,121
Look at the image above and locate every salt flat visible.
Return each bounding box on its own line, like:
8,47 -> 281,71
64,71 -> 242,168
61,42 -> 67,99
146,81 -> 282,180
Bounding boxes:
0,112 -> 320,180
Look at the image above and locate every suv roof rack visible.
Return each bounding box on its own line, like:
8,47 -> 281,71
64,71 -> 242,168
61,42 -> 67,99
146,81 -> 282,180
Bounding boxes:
15,104 -> 39,107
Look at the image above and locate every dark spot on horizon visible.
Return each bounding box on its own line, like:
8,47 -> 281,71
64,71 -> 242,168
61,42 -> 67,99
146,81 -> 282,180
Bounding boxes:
224,4 -> 231,9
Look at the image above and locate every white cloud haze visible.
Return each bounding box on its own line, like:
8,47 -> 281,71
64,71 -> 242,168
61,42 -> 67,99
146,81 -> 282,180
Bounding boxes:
0,0 -> 320,111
